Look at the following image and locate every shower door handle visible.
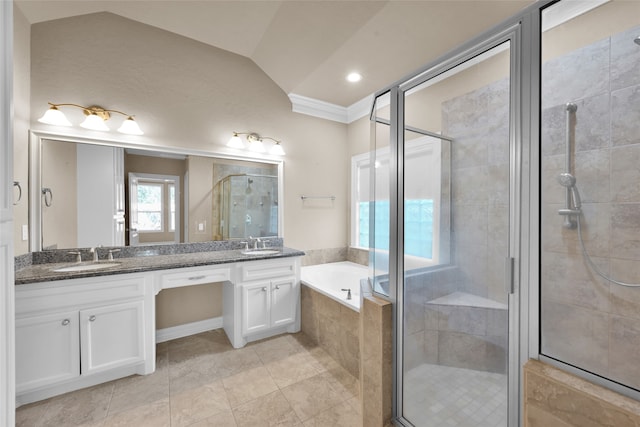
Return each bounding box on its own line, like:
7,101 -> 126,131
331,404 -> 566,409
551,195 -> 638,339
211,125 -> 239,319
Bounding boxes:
504,257 -> 515,295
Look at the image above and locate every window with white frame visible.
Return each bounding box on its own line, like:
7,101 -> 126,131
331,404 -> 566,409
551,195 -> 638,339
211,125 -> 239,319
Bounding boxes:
137,181 -> 164,232
351,136 -> 442,265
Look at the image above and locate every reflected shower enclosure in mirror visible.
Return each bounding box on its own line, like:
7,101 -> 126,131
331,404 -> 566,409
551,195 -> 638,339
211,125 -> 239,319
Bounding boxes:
28,131 -> 283,252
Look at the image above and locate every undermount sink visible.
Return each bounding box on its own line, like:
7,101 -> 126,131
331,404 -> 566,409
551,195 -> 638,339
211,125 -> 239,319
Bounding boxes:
52,262 -> 121,273
240,249 -> 281,255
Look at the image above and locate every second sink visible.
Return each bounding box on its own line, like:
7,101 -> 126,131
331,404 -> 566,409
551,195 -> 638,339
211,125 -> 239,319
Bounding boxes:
52,262 -> 121,273
240,249 -> 280,255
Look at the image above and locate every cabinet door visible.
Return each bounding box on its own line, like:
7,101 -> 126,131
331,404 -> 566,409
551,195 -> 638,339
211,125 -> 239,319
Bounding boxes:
241,281 -> 270,336
80,300 -> 144,376
270,277 -> 297,328
15,311 -> 80,393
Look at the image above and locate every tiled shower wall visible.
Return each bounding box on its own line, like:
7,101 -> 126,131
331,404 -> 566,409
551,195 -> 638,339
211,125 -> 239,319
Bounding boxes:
402,73 -> 511,373
540,25 -> 640,390
442,77 -> 511,306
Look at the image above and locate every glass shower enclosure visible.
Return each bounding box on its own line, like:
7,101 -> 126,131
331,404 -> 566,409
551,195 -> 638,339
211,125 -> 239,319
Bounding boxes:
370,27 -> 520,427
215,174 -> 278,240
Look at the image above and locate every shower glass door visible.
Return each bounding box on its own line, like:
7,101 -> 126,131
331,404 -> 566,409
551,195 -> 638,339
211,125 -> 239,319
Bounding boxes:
391,35 -> 517,426
539,1 -> 640,398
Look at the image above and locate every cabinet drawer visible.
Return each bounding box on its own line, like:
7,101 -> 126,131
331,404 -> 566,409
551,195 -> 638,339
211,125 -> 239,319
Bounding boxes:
240,258 -> 297,282
16,274 -> 148,315
159,265 -> 231,289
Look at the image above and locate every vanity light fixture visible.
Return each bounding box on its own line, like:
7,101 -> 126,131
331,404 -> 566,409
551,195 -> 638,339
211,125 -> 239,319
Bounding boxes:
38,102 -> 144,135
227,132 -> 285,156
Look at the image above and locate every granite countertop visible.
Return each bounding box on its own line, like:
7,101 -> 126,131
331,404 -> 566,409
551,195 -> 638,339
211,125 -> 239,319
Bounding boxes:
15,245 -> 305,285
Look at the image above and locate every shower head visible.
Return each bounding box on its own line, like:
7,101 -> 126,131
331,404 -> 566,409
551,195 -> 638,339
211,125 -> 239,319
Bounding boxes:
557,172 -> 576,188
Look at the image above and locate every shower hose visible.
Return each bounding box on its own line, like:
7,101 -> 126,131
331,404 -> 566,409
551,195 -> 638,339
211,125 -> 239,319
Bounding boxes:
576,214 -> 640,287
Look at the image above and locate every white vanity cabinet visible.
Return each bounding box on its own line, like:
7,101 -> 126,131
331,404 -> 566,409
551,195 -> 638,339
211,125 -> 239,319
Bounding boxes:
224,257 -> 301,348
15,310 -> 80,392
15,273 -> 154,405
79,300 -> 145,375
242,276 -> 297,335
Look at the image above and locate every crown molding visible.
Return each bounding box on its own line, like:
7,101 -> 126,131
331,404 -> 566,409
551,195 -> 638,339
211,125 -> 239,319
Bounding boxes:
288,93 -> 372,124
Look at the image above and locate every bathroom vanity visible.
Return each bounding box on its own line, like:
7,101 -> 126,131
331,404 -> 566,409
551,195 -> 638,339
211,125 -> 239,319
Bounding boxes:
14,244 -> 303,405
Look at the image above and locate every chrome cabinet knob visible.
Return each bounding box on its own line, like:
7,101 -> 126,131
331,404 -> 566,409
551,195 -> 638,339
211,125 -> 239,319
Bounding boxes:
89,315 -> 96,322
275,285 -> 281,290
61,319 -> 70,326
262,287 -> 267,292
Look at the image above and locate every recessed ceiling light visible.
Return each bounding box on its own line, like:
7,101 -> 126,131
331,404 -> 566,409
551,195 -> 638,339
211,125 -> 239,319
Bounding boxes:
346,72 -> 362,83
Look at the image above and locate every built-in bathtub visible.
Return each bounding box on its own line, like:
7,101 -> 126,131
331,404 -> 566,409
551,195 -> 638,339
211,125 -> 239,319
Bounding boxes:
301,261 -> 367,312
300,261 -> 368,377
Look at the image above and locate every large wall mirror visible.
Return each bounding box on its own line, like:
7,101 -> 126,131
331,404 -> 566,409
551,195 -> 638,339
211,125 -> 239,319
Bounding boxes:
28,131 -> 284,252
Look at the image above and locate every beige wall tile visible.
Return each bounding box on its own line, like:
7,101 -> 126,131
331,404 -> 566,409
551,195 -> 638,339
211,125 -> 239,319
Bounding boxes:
524,360 -> 640,427
609,259 -> 640,320
541,300 -> 609,375
611,144 -> 640,202
541,252 -> 610,311
526,403 -> 574,427
609,316 -> 640,390
360,295 -> 393,427
611,203 -> 640,259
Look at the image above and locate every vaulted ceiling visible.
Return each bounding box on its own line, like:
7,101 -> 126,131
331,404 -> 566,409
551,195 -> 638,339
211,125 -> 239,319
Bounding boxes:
15,0 -> 532,107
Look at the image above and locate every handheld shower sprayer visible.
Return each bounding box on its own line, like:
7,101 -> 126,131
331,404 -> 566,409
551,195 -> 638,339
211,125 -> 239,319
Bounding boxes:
557,172 -> 582,228
557,172 -> 581,210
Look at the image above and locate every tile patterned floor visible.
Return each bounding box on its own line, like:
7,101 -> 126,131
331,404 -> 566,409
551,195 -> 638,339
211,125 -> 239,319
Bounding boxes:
16,331 -> 361,427
403,363 -> 508,427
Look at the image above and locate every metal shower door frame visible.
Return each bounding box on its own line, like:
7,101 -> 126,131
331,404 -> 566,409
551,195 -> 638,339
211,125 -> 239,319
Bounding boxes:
378,20 -> 526,427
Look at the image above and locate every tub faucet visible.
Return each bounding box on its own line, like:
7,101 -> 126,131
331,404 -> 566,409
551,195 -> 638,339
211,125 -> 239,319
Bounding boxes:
341,288 -> 352,300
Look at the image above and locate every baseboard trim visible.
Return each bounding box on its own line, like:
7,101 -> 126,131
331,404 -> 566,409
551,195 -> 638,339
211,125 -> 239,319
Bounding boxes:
156,317 -> 223,343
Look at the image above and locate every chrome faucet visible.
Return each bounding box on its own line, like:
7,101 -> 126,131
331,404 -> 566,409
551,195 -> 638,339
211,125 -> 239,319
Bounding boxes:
341,288 -> 352,300
248,236 -> 262,249
90,247 -> 99,262
68,251 -> 82,263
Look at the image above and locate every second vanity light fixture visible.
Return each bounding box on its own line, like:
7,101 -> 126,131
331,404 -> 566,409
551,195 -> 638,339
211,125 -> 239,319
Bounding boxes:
227,132 -> 285,156
38,102 -> 144,135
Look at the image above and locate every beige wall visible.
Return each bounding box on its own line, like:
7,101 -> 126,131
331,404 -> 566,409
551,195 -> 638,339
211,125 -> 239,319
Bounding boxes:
12,6 -> 29,255
187,156 -> 214,243
156,283 -> 223,330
